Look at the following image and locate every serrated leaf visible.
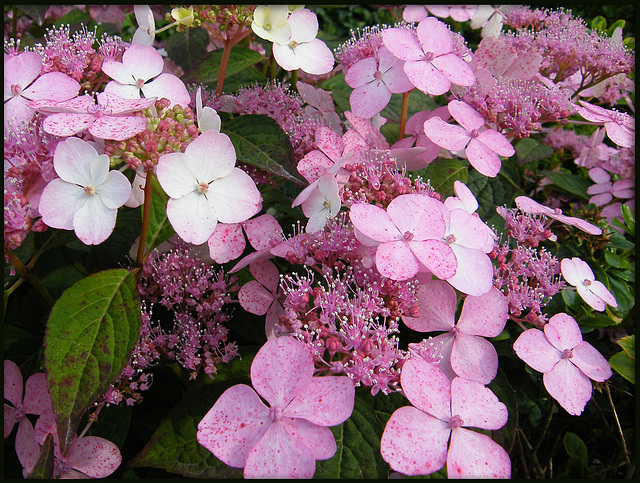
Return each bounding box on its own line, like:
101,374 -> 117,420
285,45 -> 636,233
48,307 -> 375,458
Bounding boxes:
606,231 -> 635,250
466,169 -> 517,220
515,138 -> 554,163
621,203 -> 635,235
423,158 -> 468,196
321,73 -> 352,113
616,334 -> 635,360
609,351 -> 635,383
315,393 -> 388,478
222,114 -> 306,185
563,432 -> 589,471
541,171 -> 590,200
604,250 -> 631,269
181,47 -> 264,87
165,27 -> 210,71
129,378 -> 245,478
43,268 -> 141,457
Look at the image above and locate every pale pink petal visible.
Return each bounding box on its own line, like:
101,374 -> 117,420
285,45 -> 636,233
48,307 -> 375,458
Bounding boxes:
5,405 -> 16,439
73,195 -> 118,245
251,337 -> 314,408
197,384 -> 271,468
451,377 -> 507,430
207,169 -> 261,224
284,376 -> 354,426
22,373 -> 51,416
605,121 -> 634,148
183,129 -> 237,178
409,239 -> 457,280
43,113 -> 95,137
446,245 -> 494,296
547,313 -> 582,351
15,418 -> 40,475
96,92 -> 156,115
67,436 -> 121,478
350,81 -> 392,119
402,5 -> 429,22
281,418 -> 336,460
21,72 -> 80,102
543,359 -> 592,416
402,280 -> 456,332
423,116 -> 470,151
457,287 -> 508,337
166,192 -> 218,245
431,54 -> 475,87
451,333 -> 499,384
288,8 -> 318,43
345,57 -> 377,88
586,280 -> 617,308
404,60 -> 451,96
416,17 -> 453,56
349,203 -> 401,242
465,137 -> 502,177
207,224 -> 245,264
560,258 -> 589,286
297,151 -> 333,183
239,281 -> 274,315
447,100 -> 485,133
96,171 -> 132,209
4,360 -> 23,407
380,406 -> 450,476
429,332 -> 456,381
103,80 -> 142,100
39,180 -> 87,230
387,194 -> 446,240
142,73 -> 191,107
476,129 -> 515,157
122,44 -> 164,81
447,428 -> 511,478
315,126 -> 344,163
448,208 -> 493,252
571,341 -> 612,382
475,36 -> 515,77
380,54 -> 415,94
100,60 -> 135,85
89,115 -> 148,141
5,52 -> 42,91
156,153 -> 197,198
381,28 -> 424,62
5,96 -> 35,126
401,357 -> 451,421
265,301 -> 284,339
244,420 -> 316,478
53,138 -> 103,186
513,329 -> 561,373
504,52 -> 543,80
451,180 -> 478,213
376,241 -> 420,280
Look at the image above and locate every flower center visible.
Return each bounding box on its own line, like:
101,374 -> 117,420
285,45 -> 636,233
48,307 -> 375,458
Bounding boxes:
54,458 -> 72,478
403,231 -> 414,242
423,51 -> 435,62
84,185 -> 97,196
264,22 -> 271,31
269,405 -> 283,421
446,234 -> 457,244
197,181 -> 209,194
470,129 -> 480,138
289,40 -> 299,49
373,70 -> 383,80
583,279 -> 592,286
562,348 -> 573,359
448,414 -> 464,429
136,78 -> 146,89
13,404 -> 25,421
323,200 -> 332,209
10,84 -> 22,96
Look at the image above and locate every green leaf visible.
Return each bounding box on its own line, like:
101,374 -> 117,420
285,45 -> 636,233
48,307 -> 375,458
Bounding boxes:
165,27 -> 210,71
315,393 -> 388,478
563,432 -> 589,472
466,169 -> 518,220
129,378 -> 245,478
222,114 -> 306,185
321,73 -> 352,113
515,138 -> 554,164
181,47 -> 264,87
623,36 -> 635,50
145,188 -> 174,253
609,351 -> 635,384
381,89 -> 439,124
43,268 -> 141,457
621,203 -> 635,235
579,314 -> 618,328
590,15 -> 607,32
607,19 -> 625,36
421,158 -> 468,196
607,276 -> 635,318
52,8 -> 90,29
541,171 -> 590,200
606,230 -> 635,250
222,65 -> 268,93
15,5 -> 50,25
604,250 -> 631,269
616,334 -> 635,360
25,433 -> 54,479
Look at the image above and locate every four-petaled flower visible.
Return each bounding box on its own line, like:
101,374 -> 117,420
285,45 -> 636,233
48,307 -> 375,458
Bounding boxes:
4,360 -> 51,439
575,100 -> 634,149
560,257 -> 617,312
515,196 -> 603,235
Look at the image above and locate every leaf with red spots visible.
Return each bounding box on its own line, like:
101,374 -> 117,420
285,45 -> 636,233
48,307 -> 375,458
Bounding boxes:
43,268 -> 140,457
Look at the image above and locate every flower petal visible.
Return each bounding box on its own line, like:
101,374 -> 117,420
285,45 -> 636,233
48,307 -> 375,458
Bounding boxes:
402,280 -> 456,332
382,28 -> 424,62
465,137 -> 502,177
409,239 -> 458,280
571,341 -> 612,382
21,72 -> 80,102
387,194 -> 446,240
67,436 -> 122,478
350,80 -> 392,119
89,115 -> 147,141
543,359 -> 592,416
4,360 -> 23,407
457,287 -> 508,337
401,357 -> 451,421
376,240 -> 420,280
451,377 -> 507,430
423,116 -> 470,152
166,191 -> 218,245
207,168 -> 261,224
547,313 -> 582,351
284,376 -> 354,426
447,428 -> 511,478
281,418 -> 337,460
53,137 -> 103,186
349,203 -> 401,242
96,170 -> 132,209
450,333 -> 499,384
43,113 -> 95,137
39,180 -> 87,231
142,73 -> 191,107
445,245 -> 494,296
239,280 -> 274,316
23,373 -> 51,416
207,223 -> 245,264
73,194 -> 118,245
513,328 -> 561,373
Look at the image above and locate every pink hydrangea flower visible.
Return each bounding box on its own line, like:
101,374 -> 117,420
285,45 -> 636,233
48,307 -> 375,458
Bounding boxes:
30,92 -> 156,141
513,313 -> 612,415
515,196 -> 602,235
345,45 -> 414,119
297,81 -> 342,134
300,172 -> 341,233
4,360 -> 51,439
102,44 -> 190,108
475,36 -> 542,81
423,100 -> 515,178
38,137 -> 132,245
574,100 -> 634,149
381,17 -> 475,96
4,52 -> 80,128
349,194 -> 457,281
470,5 -> 516,38
208,214 -> 281,265
156,130 -> 262,245
587,167 -> 634,206
238,259 -> 285,339
132,4 -> 156,46
392,106 -> 450,171
381,356 -> 510,478
560,257 -> 618,312
402,280 -> 508,384
197,336 -> 355,478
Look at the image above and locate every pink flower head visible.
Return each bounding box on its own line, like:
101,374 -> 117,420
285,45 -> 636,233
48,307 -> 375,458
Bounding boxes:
156,130 -> 262,245
513,313 -> 612,415
297,81 -> 342,134
102,44 -> 190,108
345,45 -> 414,119
423,100 -> 515,178
300,172 -> 341,233
4,360 -> 51,439
30,92 -> 156,141
197,336 -> 355,478
381,18 -> 475,96
587,168 -> 634,206
515,196 -> 602,235
349,194 -> 457,281
38,137 -> 132,245
561,257 -> 617,312
403,280 -> 508,384
392,106 -> 450,171
272,9 -> 335,75
381,356 -> 510,478
475,36 -> 542,81
574,100 -> 634,149
208,214 -> 282,265
238,259 -> 285,339
4,52 -> 80,128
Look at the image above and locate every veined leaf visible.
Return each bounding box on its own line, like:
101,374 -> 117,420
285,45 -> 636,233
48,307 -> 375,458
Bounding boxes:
181,47 -> 264,87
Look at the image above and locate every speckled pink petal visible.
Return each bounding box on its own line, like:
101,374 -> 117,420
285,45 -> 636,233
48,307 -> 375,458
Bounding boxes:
265,300 -> 284,340
376,240 -> 420,280
23,373 -> 51,416
403,280 -> 456,332
466,137 -> 502,177
424,116 -> 470,152
448,100 -> 484,133
142,73 -> 191,108
452,377 -> 507,430
513,328 -> 561,374
251,337 -> 314,408
401,357 -> 451,421
475,36 -> 516,77
447,427 -> 511,478
21,72 -> 80,102
416,17 -> 453,56
197,384 -> 271,468
166,192 -> 219,245
349,203 -> 401,243
344,111 -> 389,149
297,81 -> 335,112
431,54 -> 475,87
4,360 -> 23,407
457,287 -> 508,337
314,126 -> 344,163
15,418 -> 40,475
350,80 -> 392,119
39,180 -> 87,230
207,223 -> 245,264
404,59 -> 451,96
476,129 -> 515,157
249,259 -> 280,293
382,28 -> 424,62
281,418 -> 336,460
67,436 -> 121,478
446,245 -> 493,296
543,359 -> 592,416
345,56 -> 378,88
29,94 -> 93,115
449,180 -> 478,213
379,48 -> 415,94
284,376 -> 354,426
547,313 -> 582,351
297,150 -> 334,183
381,406 -> 450,476
409,239 -> 457,280
504,52 -> 542,80
5,96 -> 35,126
243,214 -> 282,251
73,194 -> 118,245
96,92 -> 156,115
207,169 -> 261,224
89,115 -> 147,141
584,280 -> 617,309
239,280 -> 274,316
605,120 -> 634,148
450,333 -> 499,384
43,113 -> 95,137
448,209 -> 493,252
5,405 -> 16,438
571,341 -> 612,382
429,332 -> 456,381
387,194 -> 446,240
244,420 -> 316,478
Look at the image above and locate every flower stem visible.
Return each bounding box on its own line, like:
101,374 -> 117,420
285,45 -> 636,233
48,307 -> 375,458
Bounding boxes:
291,69 -> 298,88
605,384 -> 631,465
398,90 -> 411,141
215,28 -> 252,97
5,248 -> 54,308
137,172 -> 155,267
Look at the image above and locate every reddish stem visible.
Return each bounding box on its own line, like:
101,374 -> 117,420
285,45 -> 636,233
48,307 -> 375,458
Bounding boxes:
137,171 -> 154,267
215,28 -> 252,97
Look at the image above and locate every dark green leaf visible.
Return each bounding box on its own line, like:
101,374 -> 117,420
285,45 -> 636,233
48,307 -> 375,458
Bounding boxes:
609,351 -> 635,383
222,65 -> 268,93
26,433 -> 54,479
381,89 -> 439,124
562,290 -> 580,311
563,432 -> 589,471
515,138 -> 554,164
621,203 -> 635,235
15,5 -> 50,25
606,230 -> 635,250
579,314 -> 618,328
608,276 -> 635,318
52,8 -> 90,29
44,268 -> 141,456
616,334 -> 635,359
590,15 -> 607,31
604,250 -> 631,269
165,27 -> 210,71
422,158 -> 468,196
541,171 -> 590,200
466,169 -> 518,220
321,73 -> 352,113
145,188 -> 174,253
608,268 -> 635,283
623,36 -> 635,50
222,114 -> 306,185
181,47 -> 264,87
